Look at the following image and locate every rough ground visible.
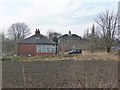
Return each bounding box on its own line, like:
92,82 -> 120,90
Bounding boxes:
2,60 -> 118,88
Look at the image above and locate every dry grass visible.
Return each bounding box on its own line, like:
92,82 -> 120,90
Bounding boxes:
3,51 -> 118,62
71,51 -> 118,61
28,51 -> 119,61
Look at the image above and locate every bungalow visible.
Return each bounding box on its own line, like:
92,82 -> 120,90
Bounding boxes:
18,29 -> 57,56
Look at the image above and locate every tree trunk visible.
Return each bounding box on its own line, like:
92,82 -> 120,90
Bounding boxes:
106,47 -> 111,53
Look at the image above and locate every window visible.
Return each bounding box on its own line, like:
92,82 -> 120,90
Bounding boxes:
58,39 -> 61,43
37,45 -> 41,52
37,45 -> 56,53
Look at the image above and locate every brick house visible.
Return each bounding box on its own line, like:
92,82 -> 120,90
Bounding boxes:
18,29 -> 57,56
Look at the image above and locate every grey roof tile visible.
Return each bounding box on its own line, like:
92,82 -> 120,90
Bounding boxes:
19,34 -> 56,45
60,34 -> 81,39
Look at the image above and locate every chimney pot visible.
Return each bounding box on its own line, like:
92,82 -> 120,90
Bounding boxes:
68,30 -> 71,36
38,29 -> 40,34
35,29 -> 38,34
35,28 -> 40,35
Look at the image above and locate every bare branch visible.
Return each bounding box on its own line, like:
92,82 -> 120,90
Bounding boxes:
7,23 -> 31,41
94,10 -> 118,53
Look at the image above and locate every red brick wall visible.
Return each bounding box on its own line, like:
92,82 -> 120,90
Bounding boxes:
36,53 -> 54,56
18,44 -> 36,56
18,44 -> 55,56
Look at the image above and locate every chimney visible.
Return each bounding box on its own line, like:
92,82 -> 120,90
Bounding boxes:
35,29 -> 38,34
68,30 -> 71,36
35,29 -> 40,35
38,29 -> 40,34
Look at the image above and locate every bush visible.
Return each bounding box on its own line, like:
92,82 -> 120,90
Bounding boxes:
2,57 -> 12,61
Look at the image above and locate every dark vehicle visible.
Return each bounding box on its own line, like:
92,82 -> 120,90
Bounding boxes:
68,49 -> 82,55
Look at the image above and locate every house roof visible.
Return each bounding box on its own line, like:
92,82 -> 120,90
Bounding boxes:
19,29 -> 56,45
60,34 -> 81,38
59,31 -> 81,39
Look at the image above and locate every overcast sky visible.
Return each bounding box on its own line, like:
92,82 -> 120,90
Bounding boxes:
0,0 -> 119,37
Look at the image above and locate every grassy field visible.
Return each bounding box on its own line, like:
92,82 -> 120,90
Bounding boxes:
2,51 -> 119,62
72,51 -> 118,61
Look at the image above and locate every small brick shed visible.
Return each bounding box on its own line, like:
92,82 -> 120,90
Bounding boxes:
18,29 -> 57,56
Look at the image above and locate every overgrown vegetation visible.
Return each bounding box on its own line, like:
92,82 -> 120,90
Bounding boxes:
2,51 -> 118,62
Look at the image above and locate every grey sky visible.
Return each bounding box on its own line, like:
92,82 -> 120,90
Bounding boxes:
0,0 -> 118,37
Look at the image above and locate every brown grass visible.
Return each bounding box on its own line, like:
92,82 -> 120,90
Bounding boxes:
71,51 -> 118,61
27,51 -> 118,61
4,51 -> 118,62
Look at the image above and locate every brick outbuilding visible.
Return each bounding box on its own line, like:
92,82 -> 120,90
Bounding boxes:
18,29 -> 57,56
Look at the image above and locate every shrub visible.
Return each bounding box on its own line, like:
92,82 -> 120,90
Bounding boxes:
2,57 -> 12,61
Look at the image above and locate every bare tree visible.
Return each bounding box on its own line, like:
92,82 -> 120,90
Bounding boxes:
83,28 -> 89,39
0,32 -> 5,43
7,23 -> 31,55
89,24 -> 96,52
0,32 -> 15,55
47,30 -> 62,54
47,30 -> 62,43
95,10 -> 118,53
7,23 -> 31,41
